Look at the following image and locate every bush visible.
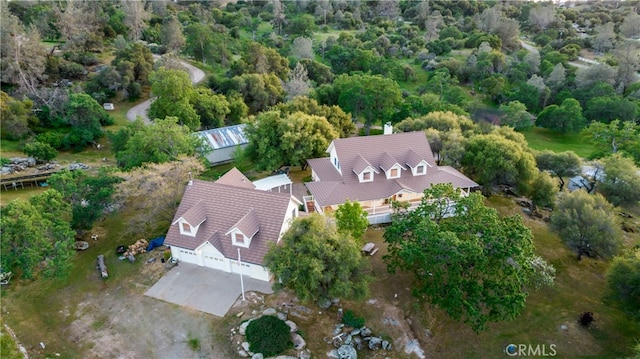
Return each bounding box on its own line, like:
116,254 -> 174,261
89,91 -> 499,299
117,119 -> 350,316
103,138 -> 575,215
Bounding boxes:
23,141 -> 58,162
245,316 -> 293,357
59,61 -> 85,79
342,310 -> 365,328
36,131 -> 67,150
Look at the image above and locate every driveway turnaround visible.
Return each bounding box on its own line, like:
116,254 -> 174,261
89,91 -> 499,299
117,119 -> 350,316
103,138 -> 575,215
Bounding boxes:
145,262 -> 273,317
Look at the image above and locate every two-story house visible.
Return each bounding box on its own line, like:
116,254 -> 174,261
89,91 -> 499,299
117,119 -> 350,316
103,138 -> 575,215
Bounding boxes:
165,168 -> 301,281
304,130 -> 478,224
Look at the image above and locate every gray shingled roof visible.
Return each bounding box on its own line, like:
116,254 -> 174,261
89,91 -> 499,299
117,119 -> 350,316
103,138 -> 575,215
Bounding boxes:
308,158 -> 343,181
215,167 -> 256,189
165,179 -> 294,265
227,208 -> 260,239
379,151 -> 406,171
306,132 -> 479,207
175,200 -> 207,227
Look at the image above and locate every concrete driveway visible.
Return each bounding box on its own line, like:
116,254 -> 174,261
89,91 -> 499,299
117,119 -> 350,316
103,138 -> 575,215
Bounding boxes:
145,263 -> 273,317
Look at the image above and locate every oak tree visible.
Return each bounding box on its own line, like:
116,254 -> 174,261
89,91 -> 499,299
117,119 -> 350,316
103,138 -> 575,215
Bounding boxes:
265,214 -> 370,302
384,184 -> 537,332
534,150 -> 582,191
550,190 -> 621,260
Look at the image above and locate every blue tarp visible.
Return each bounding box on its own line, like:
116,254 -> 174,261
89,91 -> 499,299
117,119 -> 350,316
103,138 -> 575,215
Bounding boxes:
146,236 -> 165,252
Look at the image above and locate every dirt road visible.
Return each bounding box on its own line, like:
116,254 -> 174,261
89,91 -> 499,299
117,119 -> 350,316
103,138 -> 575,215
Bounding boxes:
126,57 -> 205,123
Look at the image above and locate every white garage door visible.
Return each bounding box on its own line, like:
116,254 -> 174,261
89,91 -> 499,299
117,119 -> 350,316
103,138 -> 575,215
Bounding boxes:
202,252 -> 226,271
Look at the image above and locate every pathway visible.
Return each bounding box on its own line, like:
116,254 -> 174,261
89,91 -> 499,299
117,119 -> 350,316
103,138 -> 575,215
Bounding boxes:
126,56 -> 206,123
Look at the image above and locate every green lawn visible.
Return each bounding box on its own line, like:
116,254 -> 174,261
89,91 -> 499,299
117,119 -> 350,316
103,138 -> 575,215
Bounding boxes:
521,127 -> 594,158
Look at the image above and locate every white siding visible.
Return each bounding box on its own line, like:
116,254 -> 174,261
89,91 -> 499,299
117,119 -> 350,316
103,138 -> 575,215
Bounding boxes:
205,144 -> 248,165
278,198 -> 300,242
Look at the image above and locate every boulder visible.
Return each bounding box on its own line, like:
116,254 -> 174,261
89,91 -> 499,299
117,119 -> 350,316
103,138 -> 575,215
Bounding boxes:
350,329 -> 360,336
298,349 -> 311,359
239,319 -> 254,335
317,297 -> 331,310
344,334 -> 352,345
333,324 -> 344,335
359,327 -> 372,337
285,320 -> 298,332
241,342 -> 251,352
368,337 -> 382,350
291,333 -> 306,350
277,312 -> 287,321
336,344 -> 357,359
238,350 -> 249,358
353,336 -> 363,351
382,340 -> 392,351
251,354 -> 263,359
262,308 -> 277,316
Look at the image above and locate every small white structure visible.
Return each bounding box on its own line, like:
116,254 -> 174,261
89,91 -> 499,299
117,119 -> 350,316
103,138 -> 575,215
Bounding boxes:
196,124 -> 249,165
103,103 -> 114,111
253,174 -> 292,194
568,176 -> 591,192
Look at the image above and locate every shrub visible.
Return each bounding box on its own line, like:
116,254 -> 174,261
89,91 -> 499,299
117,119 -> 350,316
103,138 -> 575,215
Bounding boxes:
23,141 -> 58,162
245,316 -> 292,356
342,310 -> 365,328
36,131 -> 67,150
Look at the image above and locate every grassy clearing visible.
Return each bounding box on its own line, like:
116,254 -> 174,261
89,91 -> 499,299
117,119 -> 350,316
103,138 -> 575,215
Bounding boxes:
0,317 -> 23,359
521,127 -> 594,158
0,209 -> 152,358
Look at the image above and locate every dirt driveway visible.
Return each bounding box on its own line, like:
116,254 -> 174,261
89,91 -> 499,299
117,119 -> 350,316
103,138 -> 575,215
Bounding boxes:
65,259 -> 234,359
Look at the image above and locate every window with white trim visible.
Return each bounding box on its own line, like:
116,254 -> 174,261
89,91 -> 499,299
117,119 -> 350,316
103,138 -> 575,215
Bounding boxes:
362,171 -> 372,182
234,233 -> 245,244
390,168 -> 399,178
416,165 -> 426,175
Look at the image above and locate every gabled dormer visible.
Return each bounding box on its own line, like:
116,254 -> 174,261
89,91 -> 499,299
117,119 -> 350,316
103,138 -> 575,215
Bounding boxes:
379,152 -> 406,180
172,201 -> 207,237
225,208 -> 260,248
352,155 -> 378,183
405,149 -> 432,177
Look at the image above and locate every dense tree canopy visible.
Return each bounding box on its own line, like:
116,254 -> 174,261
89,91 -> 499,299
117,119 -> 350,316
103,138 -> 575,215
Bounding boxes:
384,184 -> 538,332
598,153 -> 640,207
265,214 -> 370,302
334,199 -> 369,241
48,169 -> 121,230
113,117 -> 206,170
271,97 -> 355,137
462,133 -> 537,195
535,98 -> 586,133
0,190 -> 75,279
550,190 -> 621,260
244,110 -> 338,171
331,73 -> 402,135
582,120 -> 640,165
149,68 -> 200,130
606,249 -> 640,314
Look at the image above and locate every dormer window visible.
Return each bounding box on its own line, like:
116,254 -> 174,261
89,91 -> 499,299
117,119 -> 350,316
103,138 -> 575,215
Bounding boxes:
234,233 -> 245,245
390,168 -> 399,178
416,165 -> 425,175
182,222 -> 191,233
362,171 -> 373,182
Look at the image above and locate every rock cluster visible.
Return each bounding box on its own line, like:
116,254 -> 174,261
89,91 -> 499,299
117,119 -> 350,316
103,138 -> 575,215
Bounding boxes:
327,323 -> 393,358
235,307 -> 309,359
1,157 -> 37,175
